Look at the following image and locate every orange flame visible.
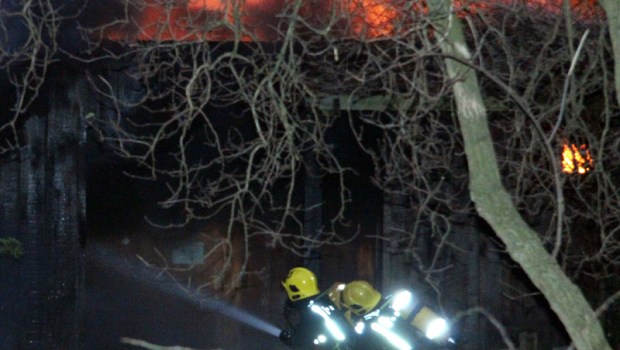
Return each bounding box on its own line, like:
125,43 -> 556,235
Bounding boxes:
561,143 -> 593,174
187,0 -> 226,11
104,0 -> 265,41
103,0 -> 602,42
348,0 -> 397,38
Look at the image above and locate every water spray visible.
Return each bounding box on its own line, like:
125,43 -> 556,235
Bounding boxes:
198,296 -> 281,337
88,243 -> 282,338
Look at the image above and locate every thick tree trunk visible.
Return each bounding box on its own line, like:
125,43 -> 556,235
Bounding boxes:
426,1 -> 612,349
600,0 -> 620,106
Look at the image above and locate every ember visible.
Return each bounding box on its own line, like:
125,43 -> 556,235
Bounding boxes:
561,143 -> 593,174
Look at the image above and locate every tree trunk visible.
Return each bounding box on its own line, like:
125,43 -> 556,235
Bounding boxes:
600,0 -> 620,106
426,1 -> 612,349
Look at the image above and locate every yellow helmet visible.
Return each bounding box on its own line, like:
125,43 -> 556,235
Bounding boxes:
281,267 -> 320,301
342,280 -> 382,316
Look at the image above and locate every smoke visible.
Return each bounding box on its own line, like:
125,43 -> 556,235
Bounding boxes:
88,243 -> 282,338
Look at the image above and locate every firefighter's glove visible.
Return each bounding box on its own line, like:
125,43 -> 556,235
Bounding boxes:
279,329 -> 293,347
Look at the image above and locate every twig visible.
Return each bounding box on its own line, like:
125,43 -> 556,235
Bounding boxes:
548,29 -> 590,142
120,337 -> 220,350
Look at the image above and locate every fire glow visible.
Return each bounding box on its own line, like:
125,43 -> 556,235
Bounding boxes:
104,0 -> 602,42
561,143 -> 593,174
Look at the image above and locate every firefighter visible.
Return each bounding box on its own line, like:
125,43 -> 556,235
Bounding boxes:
342,281 -> 453,350
338,280 -> 393,350
279,267 -> 350,349
340,280 -> 383,327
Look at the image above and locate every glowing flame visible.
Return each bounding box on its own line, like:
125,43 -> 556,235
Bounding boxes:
561,143 -> 593,174
348,0 -> 397,38
104,0 -> 267,41
103,0 -> 602,42
187,0 -> 226,11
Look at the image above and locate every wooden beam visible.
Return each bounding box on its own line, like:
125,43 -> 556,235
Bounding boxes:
315,94 -> 506,112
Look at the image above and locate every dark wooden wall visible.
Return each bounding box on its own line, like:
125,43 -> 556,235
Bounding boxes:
0,65 -> 568,350
0,74 -> 87,349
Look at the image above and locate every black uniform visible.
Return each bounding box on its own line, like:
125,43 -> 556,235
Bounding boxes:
280,292 -> 351,350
